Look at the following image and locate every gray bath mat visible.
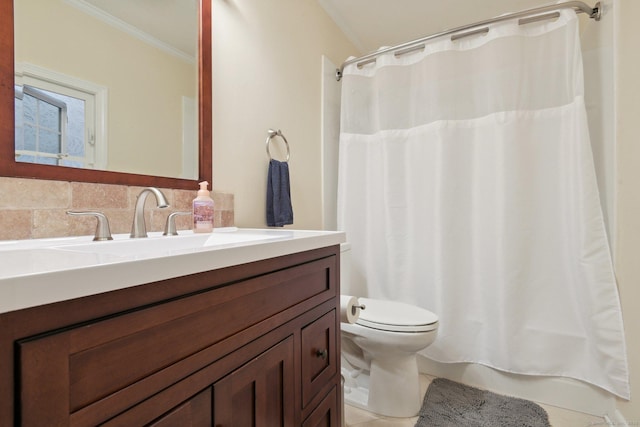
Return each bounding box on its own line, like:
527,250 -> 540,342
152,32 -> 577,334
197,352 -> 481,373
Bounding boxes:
416,378 -> 551,427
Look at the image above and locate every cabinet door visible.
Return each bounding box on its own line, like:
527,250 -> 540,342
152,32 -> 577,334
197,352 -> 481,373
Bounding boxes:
148,388 -> 211,427
302,387 -> 338,427
213,336 -> 295,426
301,310 -> 337,408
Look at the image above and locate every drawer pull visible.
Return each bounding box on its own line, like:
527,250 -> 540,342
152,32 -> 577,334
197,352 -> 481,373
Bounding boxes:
315,349 -> 328,360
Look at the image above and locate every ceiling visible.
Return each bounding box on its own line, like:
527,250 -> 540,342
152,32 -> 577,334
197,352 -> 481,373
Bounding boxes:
317,0 -> 569,55
71,0 -> 589,64
73,0 -> 197,58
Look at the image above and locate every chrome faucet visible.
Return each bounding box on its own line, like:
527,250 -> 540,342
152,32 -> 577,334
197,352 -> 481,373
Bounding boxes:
130,187 -> 170,238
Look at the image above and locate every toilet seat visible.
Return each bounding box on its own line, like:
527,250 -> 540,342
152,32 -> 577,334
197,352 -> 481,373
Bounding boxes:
356,298 -> 438,333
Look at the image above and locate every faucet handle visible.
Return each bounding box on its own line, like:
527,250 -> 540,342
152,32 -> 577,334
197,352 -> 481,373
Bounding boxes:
163,211 -> 192,236
67,211 -> 113,241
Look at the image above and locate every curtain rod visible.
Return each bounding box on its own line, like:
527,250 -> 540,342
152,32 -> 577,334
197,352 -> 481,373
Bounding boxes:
335,1 -> 601,81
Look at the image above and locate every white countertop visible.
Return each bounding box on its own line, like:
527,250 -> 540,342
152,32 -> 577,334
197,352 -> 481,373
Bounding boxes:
0,228 -> 345,314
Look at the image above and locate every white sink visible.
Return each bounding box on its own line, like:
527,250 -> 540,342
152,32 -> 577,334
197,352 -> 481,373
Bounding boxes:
51,228 -> 288,258
0,235 -> 93,251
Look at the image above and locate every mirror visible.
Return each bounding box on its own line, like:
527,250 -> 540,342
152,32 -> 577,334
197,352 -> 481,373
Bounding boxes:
0,0 -> 211,190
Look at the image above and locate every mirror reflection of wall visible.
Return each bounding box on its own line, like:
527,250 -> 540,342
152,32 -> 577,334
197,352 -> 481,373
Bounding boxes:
14,0 -> 198,179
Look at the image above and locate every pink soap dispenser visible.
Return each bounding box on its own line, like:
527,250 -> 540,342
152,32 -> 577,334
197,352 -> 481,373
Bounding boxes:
193,181 -> 214,233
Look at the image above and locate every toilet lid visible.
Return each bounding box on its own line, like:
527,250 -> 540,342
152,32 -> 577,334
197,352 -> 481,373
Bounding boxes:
356,298 -> 439,333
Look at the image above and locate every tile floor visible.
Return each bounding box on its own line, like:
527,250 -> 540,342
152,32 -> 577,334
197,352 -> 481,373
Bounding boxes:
343,375 -> 607,427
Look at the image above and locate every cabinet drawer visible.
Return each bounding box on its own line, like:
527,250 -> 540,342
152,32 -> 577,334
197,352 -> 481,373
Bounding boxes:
301,310 -> 337,408
17,256 -> 336,426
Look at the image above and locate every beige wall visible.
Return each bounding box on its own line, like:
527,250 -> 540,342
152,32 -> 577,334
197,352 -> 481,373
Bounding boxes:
15,0 -> 196,178
615,0 -> 640,422
211,0 -> 358,229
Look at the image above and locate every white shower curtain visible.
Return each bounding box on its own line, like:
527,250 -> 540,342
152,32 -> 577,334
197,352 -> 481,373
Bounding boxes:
337,10 -> 629,399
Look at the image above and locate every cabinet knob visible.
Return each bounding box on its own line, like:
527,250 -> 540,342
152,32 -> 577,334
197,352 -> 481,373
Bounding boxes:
315,349 -> 328,360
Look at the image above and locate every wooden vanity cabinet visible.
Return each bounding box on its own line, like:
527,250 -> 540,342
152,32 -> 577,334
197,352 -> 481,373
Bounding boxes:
0,245 -> 342,426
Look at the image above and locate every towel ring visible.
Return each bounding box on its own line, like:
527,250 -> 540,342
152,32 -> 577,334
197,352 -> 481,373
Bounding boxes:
266,129 -> 290,162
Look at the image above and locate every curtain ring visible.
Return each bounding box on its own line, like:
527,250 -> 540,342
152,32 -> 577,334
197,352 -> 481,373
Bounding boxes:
266,129 -> 291,162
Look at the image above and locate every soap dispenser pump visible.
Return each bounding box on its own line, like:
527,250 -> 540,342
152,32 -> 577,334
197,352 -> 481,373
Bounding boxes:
193,181 -> 214,233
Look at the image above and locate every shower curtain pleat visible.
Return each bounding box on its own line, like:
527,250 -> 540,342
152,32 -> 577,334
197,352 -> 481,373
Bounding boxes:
337,10 -> 629,399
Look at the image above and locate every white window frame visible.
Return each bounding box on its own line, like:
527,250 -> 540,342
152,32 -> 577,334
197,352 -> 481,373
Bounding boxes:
15,85 -> 70,165
15,63 -> 108,169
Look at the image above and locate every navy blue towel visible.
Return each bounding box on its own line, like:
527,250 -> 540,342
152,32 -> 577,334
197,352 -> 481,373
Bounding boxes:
266,159 -> 293,227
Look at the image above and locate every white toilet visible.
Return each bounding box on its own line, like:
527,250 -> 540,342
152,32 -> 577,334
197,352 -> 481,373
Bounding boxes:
340,244 -> 439,418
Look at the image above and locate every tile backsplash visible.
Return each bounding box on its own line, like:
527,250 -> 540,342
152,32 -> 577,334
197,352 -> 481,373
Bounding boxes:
0,177 -> 234,240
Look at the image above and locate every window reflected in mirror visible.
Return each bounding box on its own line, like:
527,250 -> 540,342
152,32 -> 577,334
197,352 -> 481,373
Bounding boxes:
15,84 -> 93,168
